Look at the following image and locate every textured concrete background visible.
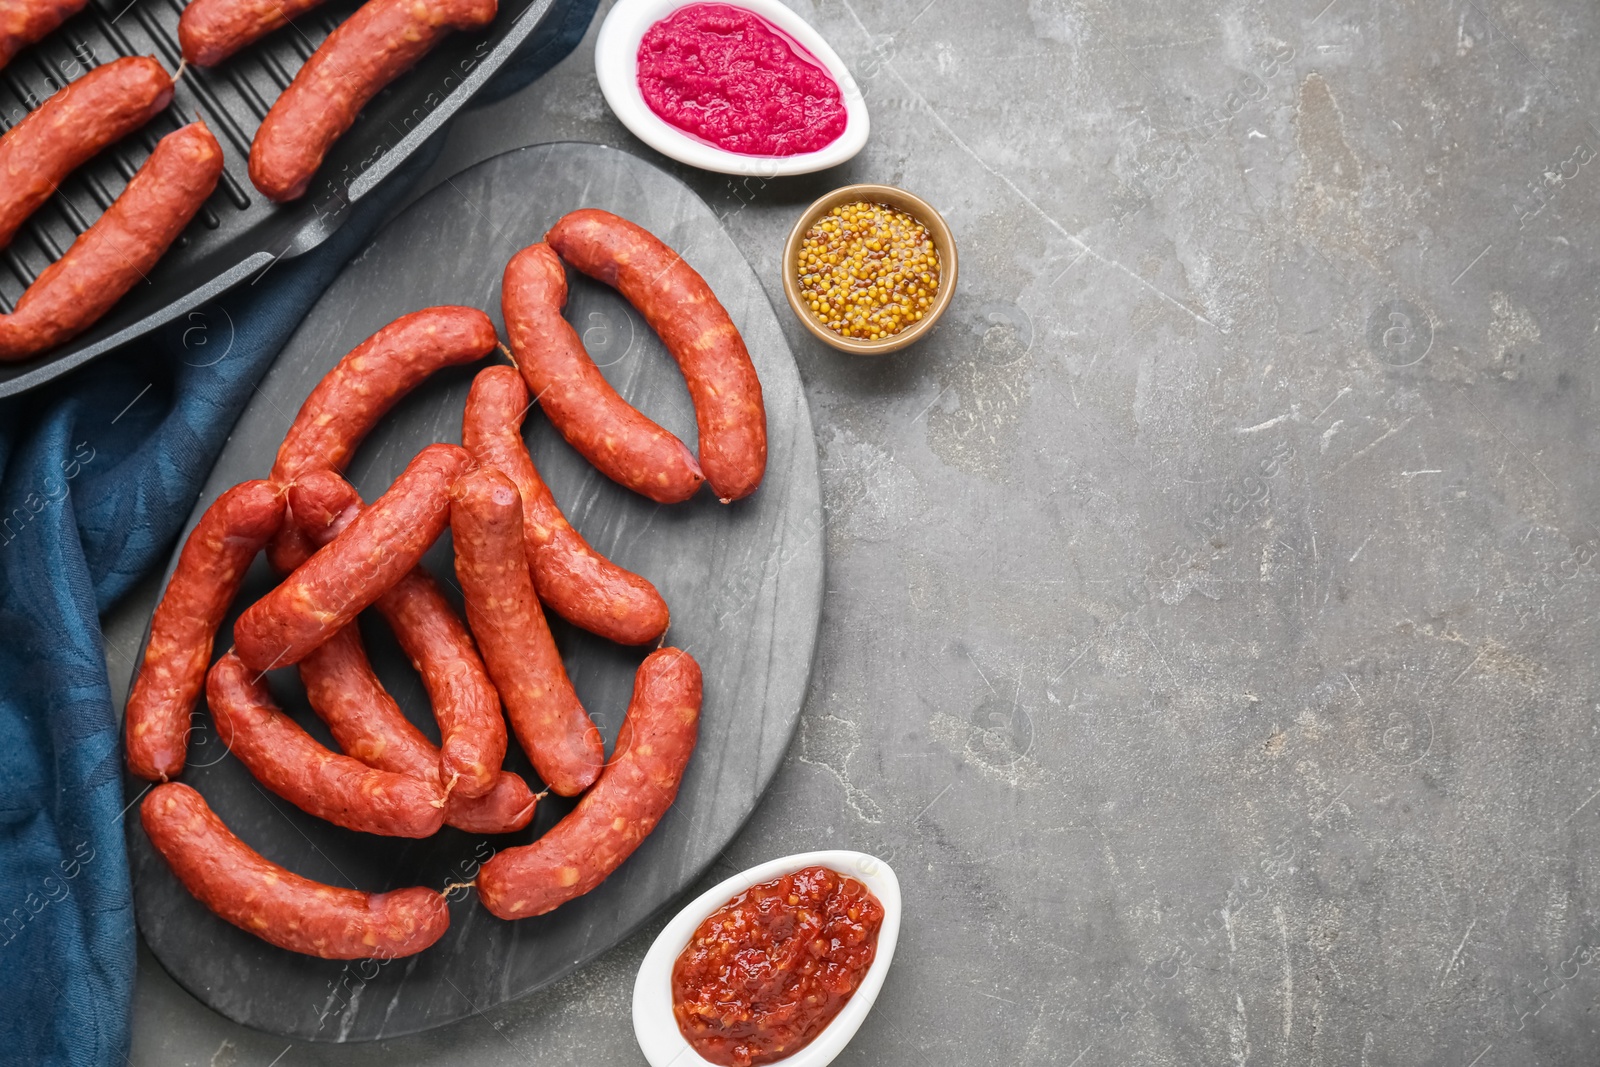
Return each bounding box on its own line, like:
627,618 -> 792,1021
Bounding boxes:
112,0 -> 1600,1062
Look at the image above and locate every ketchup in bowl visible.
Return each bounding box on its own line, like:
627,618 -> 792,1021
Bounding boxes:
671,865 -> 885,1066
637,3 -> 848,157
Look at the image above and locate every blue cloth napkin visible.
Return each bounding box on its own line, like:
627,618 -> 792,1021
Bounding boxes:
0,3 -> 597,1063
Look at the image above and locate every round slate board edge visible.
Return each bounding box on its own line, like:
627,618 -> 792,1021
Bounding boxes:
126,140 -> 824,1042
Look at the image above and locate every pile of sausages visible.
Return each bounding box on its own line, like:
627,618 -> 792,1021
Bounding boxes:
0,0 -> 497,360
130,209 -> 766,959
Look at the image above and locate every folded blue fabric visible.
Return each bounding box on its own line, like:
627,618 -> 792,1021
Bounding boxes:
0,4 -> 596,1063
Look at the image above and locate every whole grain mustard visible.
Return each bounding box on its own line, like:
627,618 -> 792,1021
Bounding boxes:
795,201 -> 940,340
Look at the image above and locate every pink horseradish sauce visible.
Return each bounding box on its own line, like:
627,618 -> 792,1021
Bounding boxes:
637,3 -> 847,157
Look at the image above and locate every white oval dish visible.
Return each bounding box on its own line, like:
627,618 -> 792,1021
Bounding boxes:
633,850 -> 901,1067
595,0 -> 870,177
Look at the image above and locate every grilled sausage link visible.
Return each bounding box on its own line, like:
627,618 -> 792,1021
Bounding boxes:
0,121 -> 223,361
248,0 -> 497,202
179,0 -> 330,67
0,56 -> 173,251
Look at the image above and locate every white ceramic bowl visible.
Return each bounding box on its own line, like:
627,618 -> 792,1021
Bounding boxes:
633,850 -> 901,1067
595,0 -> 870,177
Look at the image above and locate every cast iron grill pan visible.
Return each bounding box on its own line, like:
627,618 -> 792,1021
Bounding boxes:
0,0 -> 558,398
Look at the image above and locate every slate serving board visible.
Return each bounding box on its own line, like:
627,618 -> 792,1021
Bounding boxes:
125,142 -> 824,1042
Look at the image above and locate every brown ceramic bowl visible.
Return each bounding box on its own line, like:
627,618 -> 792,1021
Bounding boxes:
781,184 -> 958,354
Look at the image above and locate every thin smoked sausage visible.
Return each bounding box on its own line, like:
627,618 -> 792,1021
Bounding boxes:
0,122 -> 223,361
461,365 -> 669,645
207,651 -> 445,838
546,209 -> 766,502
477,648 -> 701,918
270,308 -> 496,488
300,626 -> 535,834
267,306 -> 495,573
0,56 -> 173,251
234,443 -> 472,672
0,0 -> 92,72
450,466 -> 602,796
179,0 -> 330,67
248,0 -> 497,202
288,469 -> 507,800
141,782 -> 449,959
501,242 -> 704,504
126,480 -> 283,782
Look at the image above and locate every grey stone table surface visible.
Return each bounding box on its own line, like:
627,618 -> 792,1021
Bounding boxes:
107,0 -> 1600,1063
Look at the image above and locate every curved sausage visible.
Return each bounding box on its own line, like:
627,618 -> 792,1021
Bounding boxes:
234,443 -> 473,672
141,782 -> 449,959
450,466 -> 601,796
270,308 -> 496,488
179,0 -> 330,67
267,306 -> 496,573
376,569 -> 509,801
546,209 -> 766,502
477,647 -> 701,918
462,366 -> 669,645
207,650 -> 445,837
501,242 -> 704,504
0,121 -> 223,361
288,469 -> 507,800
300,626 -> 536,834
0,57 -> 173,251
248,0 -> 497,202
0,0 -> 91,72
126,480 -> 284,782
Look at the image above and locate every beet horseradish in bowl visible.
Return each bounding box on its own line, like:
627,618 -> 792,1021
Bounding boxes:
596,0 -> 869,176
633,851 -> 902,1066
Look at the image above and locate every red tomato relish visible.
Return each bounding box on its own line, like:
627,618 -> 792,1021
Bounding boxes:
637,3 -> 847,157
671,865 -> 885,1066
